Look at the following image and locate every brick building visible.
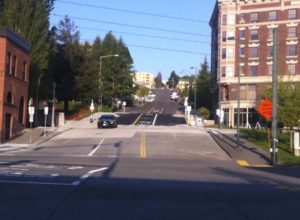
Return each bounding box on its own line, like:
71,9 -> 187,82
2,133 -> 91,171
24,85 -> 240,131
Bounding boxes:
210,0 -> 300,127
0,27 -> 31,143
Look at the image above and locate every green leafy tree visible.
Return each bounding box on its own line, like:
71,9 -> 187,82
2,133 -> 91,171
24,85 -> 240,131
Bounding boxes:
100,32 -> 134,107
196,57 -> 212,112
137,85 -> 149,98
167,71 -> 179,88
199,107 -> 210,120
53,16 -> 81,112
0,0 -> 54,98
76,38 -> 101,104
263,80 -> 300,130
154,72 -> 164,88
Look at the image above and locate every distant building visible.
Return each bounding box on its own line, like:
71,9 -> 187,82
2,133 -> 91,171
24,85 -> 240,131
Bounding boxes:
210,0 -> 300,127
177,79 -> 190,92
0,27 -> 31,142
134,72 -> 154,89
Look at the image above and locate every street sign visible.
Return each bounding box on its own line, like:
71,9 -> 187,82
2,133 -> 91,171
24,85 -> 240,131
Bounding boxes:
257,99 -> 272,120
122,101 -> 126,106
90,100 -> 95,112
28,106 -> 35,115
44,106 -> 49,115
187,106 -> 192,112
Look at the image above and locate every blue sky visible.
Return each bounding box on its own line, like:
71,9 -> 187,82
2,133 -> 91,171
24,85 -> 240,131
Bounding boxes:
50,0 -> 215,80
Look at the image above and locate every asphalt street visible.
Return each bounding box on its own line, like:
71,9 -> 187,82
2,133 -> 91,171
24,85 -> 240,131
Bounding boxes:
0,88 -> 300,220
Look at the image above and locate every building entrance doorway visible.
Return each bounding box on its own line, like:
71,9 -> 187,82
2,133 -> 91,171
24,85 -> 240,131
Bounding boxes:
5,113 -> 12,140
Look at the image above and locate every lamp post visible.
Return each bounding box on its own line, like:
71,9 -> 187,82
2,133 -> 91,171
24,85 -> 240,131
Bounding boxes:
99,54 -> 119,112
190,67 -> 198,110
51,81 -> 56,128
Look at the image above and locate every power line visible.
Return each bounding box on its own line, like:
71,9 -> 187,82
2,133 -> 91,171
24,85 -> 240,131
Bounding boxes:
78,37 -> 210,55
75,26 -> 210,44
55,0 -> 207,24
51,14 -> 210,37
122,44 -> 209,55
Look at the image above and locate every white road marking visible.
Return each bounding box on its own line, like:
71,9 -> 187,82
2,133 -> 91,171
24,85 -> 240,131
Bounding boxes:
152,114 -> 158,126
71,167 -> 108,186
0,180 -> 74,186
88,139 -> 104,157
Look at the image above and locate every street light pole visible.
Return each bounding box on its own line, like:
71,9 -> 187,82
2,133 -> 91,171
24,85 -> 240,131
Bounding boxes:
51,81 -> 56,128
99,54 -> 119,112
190,67 -> 198,110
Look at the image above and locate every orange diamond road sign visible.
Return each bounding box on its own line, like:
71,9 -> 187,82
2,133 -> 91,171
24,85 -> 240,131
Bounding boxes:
257,98 -> 272,120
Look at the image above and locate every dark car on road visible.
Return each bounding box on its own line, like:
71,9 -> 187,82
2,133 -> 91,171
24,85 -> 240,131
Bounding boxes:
97,114 -> 118,128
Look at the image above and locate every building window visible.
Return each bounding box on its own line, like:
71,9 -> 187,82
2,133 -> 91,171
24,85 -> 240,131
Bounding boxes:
228,14 -> 235,25
250,47 -> 258,58
288,64 -> 296,75
227,48 -> 234,59
222,48 -> 226,59
22,61 -> 27,81
268,29 -> 274,40
221,66 -> 226,77
222,14 -> 227,25
222,31 -> 227,42
227,66 -> 234,77
250,30 -> 258,41
12,55 -> 17,77
288,9 -> 297,19
240,47 -> 245,56
240,13 -> 245,23
288,27 -> 297,38
269,47 -> 274,57
248,85 -> 257,100
250,66 -> 258,76
240,30 -> 245,39
269,11 -> 277,21
18,97 -> 24,123
227,31 -> 234,40
268,65 -> 273,75
250,13 -> 258,23
7,91 -> 12,104
240,85 -> 247,100
288,45 -> 297,56
6,52 -> 11,74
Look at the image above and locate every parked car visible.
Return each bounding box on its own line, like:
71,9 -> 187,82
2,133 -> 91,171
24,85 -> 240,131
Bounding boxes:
97,114 -> 117,128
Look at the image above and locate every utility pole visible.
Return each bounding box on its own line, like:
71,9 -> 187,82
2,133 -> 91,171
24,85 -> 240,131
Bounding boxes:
271,28 -> 278,165
51,81 -> 56,128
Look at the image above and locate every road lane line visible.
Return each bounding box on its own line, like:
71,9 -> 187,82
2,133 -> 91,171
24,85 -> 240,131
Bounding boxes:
71,167 -> 108,186
0,180 -> 74,186
88,139 -> 104,157
160,107 -> 165,114
152,114 -> 158,126
140,133 -> 147,158
237,160 -> 250,166
148,108 -> 154,113
132,113 -> 143,125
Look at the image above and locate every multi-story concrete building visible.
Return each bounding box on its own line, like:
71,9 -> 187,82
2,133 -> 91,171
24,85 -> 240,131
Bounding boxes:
0,27 -> 31,142
134,72 -> 155,89
210,0 -> 300,127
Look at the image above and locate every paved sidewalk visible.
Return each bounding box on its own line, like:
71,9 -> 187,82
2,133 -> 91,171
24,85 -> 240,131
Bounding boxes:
4,127 -> 63,145
207,128 -> 272,166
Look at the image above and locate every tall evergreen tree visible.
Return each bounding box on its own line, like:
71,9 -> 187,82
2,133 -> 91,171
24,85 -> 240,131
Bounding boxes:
167,71 -> 179,88
53,16 -> 80,112
100,32 -> 134,107
0,0 -> 54,98
154,72 -> 164,88
196,57 -> 212,112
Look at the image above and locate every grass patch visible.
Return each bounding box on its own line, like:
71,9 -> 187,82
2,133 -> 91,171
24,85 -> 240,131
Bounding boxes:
241,129 -> 300,165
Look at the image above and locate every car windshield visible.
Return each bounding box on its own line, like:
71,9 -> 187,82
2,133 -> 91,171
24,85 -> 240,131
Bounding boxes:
100,115 -> 115,120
